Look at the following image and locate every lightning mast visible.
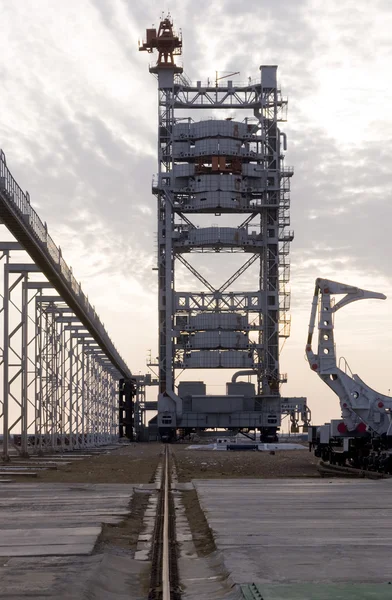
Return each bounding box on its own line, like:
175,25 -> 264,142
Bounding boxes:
140,16 -> 308,440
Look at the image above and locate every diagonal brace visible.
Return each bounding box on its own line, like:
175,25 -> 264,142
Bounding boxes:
176,255 -> 216,293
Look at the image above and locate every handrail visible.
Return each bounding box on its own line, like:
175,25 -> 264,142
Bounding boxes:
339,356 -> 353,377
174,75 -> 262,88
0,149 -> 132,379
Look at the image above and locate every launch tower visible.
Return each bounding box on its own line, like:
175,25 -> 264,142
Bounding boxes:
140,17 -> 309,440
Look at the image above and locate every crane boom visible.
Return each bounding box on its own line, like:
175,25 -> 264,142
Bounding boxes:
306,278 -> 391,435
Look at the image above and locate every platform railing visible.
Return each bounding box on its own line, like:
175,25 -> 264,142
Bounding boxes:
0,149 -> 132,378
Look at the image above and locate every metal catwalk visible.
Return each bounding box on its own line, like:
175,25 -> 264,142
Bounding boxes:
0,150 -> 134,457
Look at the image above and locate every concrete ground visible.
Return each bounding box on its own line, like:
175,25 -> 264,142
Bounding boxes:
4,447 -> 392,599
193,478 -> 392,599
0,482 -> 134,555
0,482 -> 149,599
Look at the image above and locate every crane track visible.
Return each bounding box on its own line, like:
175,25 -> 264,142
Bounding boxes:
318,459 -> 391,479
148,445 -> 181,600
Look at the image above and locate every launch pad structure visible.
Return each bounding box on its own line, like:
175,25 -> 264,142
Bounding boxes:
139,17 -> 310,441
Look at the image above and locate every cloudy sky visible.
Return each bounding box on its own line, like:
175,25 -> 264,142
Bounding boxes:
0,0 -> 391,426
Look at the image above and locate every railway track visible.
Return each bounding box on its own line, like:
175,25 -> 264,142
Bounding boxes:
148,445 -> 181,600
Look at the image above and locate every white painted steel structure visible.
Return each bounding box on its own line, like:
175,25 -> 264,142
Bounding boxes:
0,150 -> 132,457
140,18 -> 309,437
306,278 -> 392,435
0,150 -> 130,377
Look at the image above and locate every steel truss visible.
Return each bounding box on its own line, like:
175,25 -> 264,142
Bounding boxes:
0,247 -> 122,457
0,149 -> 130,377
156,75 -> 292,391
0,150 -> 135,458
140,18 -> 309,437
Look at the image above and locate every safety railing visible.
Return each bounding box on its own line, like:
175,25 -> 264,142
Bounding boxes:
282,166 -> 294,176
174,74 -> 262,88
0,149 -> 131,378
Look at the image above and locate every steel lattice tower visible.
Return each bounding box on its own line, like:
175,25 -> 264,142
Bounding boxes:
140,18 -> 308,441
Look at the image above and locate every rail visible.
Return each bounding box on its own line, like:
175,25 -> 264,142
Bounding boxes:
149,445 -> 180,600
162,445 -> 170,599
0,149 -> 132,379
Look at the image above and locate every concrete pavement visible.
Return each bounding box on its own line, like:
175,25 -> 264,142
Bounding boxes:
0,482 -> 134,556
193,478 -> 392,599
0,482 -> 148,599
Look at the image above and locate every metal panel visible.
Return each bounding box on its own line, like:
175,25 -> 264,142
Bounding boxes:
189,120 -> 251,140
178,411 -> 280,428
184,331 -> 249,349
183,191 -> 245,211
320,424 -> 331,444
192,395 -> 244,413
178,381 -> 206,398
173,164 -> 195,178
227,382 -> 256,397
261,65 -> 277,88
188,313 -> 248,331
182,350 -> 255,369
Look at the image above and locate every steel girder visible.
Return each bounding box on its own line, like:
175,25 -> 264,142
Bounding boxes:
0,247 -> 123,458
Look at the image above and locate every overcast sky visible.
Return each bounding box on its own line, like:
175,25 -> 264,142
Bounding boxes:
0,0 -> 391,426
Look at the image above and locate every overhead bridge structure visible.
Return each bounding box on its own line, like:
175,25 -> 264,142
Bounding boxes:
0,150 -> 135,458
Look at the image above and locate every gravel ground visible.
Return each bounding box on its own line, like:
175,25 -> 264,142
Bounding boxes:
172,445 -> 320,481
95,489 -> 151,554
5,443 -> 163,484
4,442 -> 320,484
181,489 -> 216,556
